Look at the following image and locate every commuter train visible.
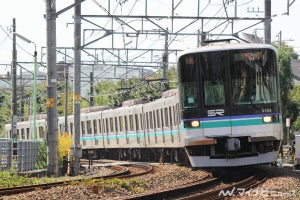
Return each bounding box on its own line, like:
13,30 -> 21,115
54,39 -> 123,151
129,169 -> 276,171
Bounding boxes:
5,43 -> 283,167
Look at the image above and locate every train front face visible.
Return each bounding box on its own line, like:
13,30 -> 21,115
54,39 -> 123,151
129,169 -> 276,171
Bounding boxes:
178,44 -> 283,167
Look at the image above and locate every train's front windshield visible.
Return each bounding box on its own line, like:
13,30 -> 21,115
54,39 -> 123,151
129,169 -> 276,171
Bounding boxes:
178,48 -> 278,109
179,56 -> 199,109
231,49 -> 278,105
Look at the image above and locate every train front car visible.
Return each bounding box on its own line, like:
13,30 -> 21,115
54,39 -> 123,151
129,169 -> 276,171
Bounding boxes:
177,43 -> 283,167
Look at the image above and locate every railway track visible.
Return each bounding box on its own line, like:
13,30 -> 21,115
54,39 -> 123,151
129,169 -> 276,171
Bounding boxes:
177,174 -> 266,200
123,168 -> 266,200
0,164 -> 153,197
0,163 -> 267,199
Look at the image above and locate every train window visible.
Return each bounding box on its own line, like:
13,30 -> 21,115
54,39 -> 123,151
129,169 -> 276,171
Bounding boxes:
153,111 -> 157,129
204,82 -> 225,106
201,52 -> 225,106
104,118 -> 109,143
87,120 -> 92,134
26,128 -> 30,139
115,117 -> 118,132
231,49 -> 278,105
135,114 -> 140,143
182,82 -> 198,108
93,120 -> 97,134
164,108 -> 169,127
135,114 -> 139,131
140,114 -> 143,130
175,104 -> 180,125
81,121 -> 86,135
124,116 -> 128,131
160,109 -> 164,127
109,117 -> 114,132
119,116 -> 124,132
129,115 -> 134,131
156,110 -> 161,128
105,118 -> 109,133
169,107 -> 173,126
179,55 -> 199,109
146,112 -> 150,143
21,129 -> 25,139
145,112 -> 149,130
149,111 -> 153,129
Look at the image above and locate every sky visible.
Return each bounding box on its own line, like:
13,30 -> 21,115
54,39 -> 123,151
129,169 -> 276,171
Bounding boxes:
0,0 -> 299,71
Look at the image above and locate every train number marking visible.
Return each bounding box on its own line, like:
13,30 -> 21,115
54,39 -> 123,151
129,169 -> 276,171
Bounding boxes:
207,109 -> 225,117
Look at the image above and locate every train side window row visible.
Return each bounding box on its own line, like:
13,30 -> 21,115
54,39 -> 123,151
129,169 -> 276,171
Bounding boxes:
12,126 -> 45,140
144,105 -> 179,131
75,106 -> 178,136
11,104 -> 179,141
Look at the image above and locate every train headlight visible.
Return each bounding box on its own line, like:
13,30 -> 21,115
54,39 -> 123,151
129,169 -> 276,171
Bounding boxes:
263,116 -> 272,123
184,120 -> 200,128
191,120 -> 200,127
262,115 -> 279,123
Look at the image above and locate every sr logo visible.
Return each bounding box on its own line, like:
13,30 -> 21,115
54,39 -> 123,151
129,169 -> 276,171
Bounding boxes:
207,109 -> 225,117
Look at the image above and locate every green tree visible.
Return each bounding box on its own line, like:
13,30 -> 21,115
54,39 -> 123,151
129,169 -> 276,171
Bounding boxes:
92,67 -> 178,108
0,92 -> 11,137
22,82 -> 47,120
289,83 -> 300,135
276,43 -> 299,140
94,80 -> 120,108
35,141 -> 47,169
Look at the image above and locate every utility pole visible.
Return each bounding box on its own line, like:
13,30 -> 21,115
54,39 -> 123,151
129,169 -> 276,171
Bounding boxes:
46,0 -> 58,177
72,0 -> 82,176
20,68 -> 24,122
264,0 -> 271,44
64,73 -> 68,134
11,18 -> 18,141
33,48 -> 37,140
89,72 -> 94,107
162,28 -> 168,92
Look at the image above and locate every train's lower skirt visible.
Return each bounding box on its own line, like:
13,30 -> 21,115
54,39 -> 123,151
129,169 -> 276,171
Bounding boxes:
188,151 -> 278,167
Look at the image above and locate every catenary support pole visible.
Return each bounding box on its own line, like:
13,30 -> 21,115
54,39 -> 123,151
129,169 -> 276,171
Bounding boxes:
73,0 -> 82,176
33,48 -> 37,140
46,0 -> 58,177
264,0 -> 271,44
11,18 -> 18,141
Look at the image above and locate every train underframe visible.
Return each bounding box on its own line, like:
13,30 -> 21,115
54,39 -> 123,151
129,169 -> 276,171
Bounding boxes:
185,136 -> 281,167
82,147 -> 190,165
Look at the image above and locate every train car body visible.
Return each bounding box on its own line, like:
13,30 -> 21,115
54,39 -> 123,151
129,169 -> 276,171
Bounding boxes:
177,43 -> 283,167
4,43 -> 283,168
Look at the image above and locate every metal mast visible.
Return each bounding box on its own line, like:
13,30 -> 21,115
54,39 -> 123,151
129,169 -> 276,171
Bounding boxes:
11,18 -> 18,141
73,0 -> 82,176
46,0 -> 58,177
264,0 -> 271,44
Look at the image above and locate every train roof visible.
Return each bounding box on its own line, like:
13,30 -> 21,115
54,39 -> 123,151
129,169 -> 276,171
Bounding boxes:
178,43 -> 277,58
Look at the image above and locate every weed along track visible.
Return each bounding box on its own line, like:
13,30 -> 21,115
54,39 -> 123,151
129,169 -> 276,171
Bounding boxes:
0,163 -> 152,197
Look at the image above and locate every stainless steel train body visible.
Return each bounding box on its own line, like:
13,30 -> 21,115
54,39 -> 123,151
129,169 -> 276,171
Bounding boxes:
178,43 -> 283,167
5,90 -> 183,162
5,43 -> 283,167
